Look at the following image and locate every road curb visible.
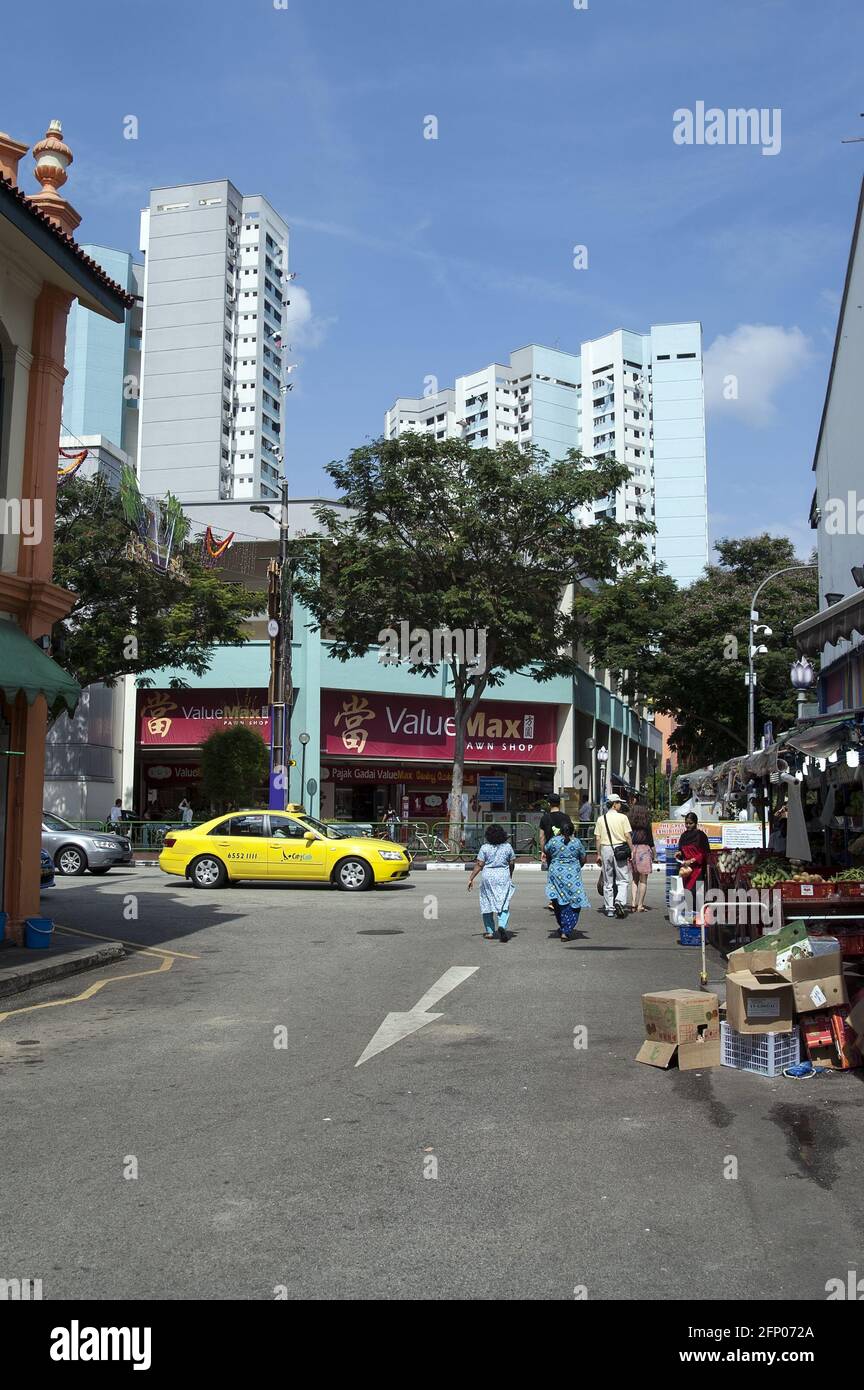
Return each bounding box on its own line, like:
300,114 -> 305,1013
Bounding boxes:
0,942 -> 126,999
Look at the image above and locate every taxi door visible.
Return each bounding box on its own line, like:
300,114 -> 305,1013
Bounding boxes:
209,813 -> 270,879
266,813 -> 330,881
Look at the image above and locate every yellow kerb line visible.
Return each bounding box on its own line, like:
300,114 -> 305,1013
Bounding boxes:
0,953 -> 174,1024
53,923 -> 200,960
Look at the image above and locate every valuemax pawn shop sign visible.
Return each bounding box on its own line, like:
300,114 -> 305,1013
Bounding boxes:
321,691 -> 556,764
138,689 -> 270,745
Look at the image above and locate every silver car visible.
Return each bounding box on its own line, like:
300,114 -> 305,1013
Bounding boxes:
42,812 -> 134,877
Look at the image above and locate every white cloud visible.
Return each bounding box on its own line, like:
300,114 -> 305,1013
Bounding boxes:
283,284 -> 335,350
703,323 -> 814,426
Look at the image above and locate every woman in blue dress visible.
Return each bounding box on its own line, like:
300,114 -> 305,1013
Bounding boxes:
467,823 -> 516,942
544,815 -> 589,941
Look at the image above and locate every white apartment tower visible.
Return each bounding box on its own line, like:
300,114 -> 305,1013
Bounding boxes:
385,324 -> 709,586
138,180 -> 290,503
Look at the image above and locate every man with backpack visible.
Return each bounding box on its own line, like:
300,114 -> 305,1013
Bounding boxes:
595,791 -> 633,919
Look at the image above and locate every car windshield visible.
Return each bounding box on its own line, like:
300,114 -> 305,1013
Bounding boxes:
295,814 -> 344,840
43,813 -> 74,831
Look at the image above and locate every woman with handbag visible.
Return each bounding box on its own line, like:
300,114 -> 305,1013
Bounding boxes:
594,791 -> 633,919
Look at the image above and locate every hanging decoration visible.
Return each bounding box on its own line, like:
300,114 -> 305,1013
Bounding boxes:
57,447 -> 88,484
202,526 -> 235,564
119,464 -> 189,578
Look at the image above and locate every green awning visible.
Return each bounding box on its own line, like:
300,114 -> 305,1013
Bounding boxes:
0,619 -> 80,719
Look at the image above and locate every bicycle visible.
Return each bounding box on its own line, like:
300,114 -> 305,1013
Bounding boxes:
406,829 -> 452,855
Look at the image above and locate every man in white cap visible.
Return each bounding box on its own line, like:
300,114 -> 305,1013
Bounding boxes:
594,791 -> 633,919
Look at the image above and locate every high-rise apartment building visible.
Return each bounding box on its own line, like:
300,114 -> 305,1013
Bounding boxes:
385,324 -> 709,585
138,181 -> 289,503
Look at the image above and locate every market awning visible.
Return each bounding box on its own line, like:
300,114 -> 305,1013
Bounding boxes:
793,589 -> 864,655
783,716 -> 856,759
610,772 -> 638,796
0,618 -> 80,719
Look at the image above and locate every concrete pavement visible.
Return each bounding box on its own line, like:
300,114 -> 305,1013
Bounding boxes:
1,865 -> 862,1300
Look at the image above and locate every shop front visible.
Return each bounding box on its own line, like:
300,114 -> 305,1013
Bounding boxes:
319,688 -> 558,823
135,687 -> 270,816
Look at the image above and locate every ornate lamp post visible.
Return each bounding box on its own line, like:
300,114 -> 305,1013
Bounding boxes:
597,745 -> 609,805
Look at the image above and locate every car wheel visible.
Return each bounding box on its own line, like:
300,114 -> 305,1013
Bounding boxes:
89,867 -> 110,875
55,845 -> 87,876
333,857 -> 373,892
189,855 -> 228,889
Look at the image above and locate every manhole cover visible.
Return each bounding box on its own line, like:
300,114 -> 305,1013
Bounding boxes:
357,929 -> 404,936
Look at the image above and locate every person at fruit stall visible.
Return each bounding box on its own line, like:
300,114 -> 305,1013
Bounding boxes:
675,813 -> 712,891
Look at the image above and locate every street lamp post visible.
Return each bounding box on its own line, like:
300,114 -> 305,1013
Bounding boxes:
747,565 -> 817,753
298,731 -> 311,810
597,744 -> 609,806
585,735 -> 596,806
252,479 -> 291,811
790,656 -> 816,719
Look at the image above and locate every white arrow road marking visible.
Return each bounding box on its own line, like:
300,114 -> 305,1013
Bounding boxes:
354,966 -> 479,1067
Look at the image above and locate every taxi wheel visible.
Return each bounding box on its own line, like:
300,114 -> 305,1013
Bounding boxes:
189,855 -> 228,889
333,857 -> 373,892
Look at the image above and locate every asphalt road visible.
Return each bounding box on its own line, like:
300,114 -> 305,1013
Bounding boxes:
1,864 -> 862,1301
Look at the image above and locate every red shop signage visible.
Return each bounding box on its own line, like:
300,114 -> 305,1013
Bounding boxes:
321,690 -> 556,764
138,689 -> 270,746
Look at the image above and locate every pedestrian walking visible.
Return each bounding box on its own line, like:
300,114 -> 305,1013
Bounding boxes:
539,795 -> 568,912
594,791 -> 633,918
628,795 -> 655,913
467,823 -> 516,942
178,797 -> 194,826
108,798 -> 124,831
544,814 -> 589,941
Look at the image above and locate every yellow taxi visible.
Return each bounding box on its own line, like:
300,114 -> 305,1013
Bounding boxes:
158,808 -> 412,891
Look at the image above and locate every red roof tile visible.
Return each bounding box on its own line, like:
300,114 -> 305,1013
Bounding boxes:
0,172 -> 136,309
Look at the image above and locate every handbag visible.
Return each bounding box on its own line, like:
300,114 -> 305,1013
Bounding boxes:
604,812 -> 631,865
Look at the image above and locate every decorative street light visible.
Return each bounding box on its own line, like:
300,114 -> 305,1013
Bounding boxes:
585,735 -> 596,803
597,744 -> 609,805
747,564 -> 817,752
298,731 -> 311,810
790,655 -> 816,722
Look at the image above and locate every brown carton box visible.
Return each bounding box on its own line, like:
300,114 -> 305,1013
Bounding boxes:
725,968 -> 794,1034
781,949 -> 847,1015
641,989 -> 720,1045
635,1036 -> 722,1071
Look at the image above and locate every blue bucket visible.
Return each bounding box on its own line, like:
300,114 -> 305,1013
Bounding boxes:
24,917 -> 54,949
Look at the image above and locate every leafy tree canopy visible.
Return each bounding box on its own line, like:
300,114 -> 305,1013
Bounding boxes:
576,534 -> 818,765
199,724 -> 269,813
52,477 -> 261,690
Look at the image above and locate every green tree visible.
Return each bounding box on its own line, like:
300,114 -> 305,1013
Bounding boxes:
577,534 -> 818,765
52,477 -> 260,689
199,724 -> 269,813
291,434 -> 654,848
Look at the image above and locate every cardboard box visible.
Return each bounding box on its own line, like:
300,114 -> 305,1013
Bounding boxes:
742,920 -> 811,970
729,944 -> 846,1014
801,1008 -> 863,1070
848,995 -> 864,1049
641,989 -> 720,1045
781,949 -> 847,1015
725,968 -> 794,1034
635,1035 -> 722,1070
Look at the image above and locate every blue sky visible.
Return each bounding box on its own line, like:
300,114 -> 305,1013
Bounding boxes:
6,0 -> 864,559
